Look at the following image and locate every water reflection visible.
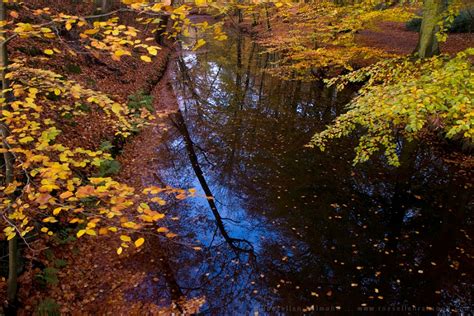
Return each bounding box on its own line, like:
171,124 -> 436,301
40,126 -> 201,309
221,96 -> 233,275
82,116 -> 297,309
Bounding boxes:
132,29 -> 473,313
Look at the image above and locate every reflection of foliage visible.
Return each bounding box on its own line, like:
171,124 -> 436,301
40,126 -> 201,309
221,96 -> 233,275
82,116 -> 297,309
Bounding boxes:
308,49 -> 473,166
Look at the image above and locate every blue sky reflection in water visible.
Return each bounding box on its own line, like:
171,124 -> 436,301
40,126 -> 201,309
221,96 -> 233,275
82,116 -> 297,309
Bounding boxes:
129,29 -> 473,314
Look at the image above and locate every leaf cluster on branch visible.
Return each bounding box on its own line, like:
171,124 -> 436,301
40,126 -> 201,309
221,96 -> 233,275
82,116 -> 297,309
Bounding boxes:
308,48 -> 474,166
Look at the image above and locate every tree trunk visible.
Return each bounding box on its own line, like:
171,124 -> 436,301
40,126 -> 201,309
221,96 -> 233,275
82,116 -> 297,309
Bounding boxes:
416,0 -> 444,58
95,0 -> 110,14
264,4 -> 272,31
0,2 -> 18,311
0,0 -> 8,101
7,237 -> 18,303
154,14 -> 169,46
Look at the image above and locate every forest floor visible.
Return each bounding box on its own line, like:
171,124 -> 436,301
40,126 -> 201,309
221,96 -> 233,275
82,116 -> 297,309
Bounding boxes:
2,2 -> 474,314
249,11 -> 474,57
357,21 -> 474,55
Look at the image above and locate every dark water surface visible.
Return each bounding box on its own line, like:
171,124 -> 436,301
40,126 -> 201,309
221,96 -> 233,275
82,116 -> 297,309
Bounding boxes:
133,29 -> 473,314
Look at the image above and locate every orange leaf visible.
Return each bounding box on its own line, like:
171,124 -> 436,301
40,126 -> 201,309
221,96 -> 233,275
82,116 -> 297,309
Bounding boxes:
75,185 -> 96,198
59,191 -> 73,199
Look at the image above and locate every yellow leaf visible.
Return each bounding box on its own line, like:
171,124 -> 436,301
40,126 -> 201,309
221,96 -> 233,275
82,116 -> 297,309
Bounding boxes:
120,235 -> 131,242
53,207 -> 62,215
44,49 -> 54,55
114,49 -> 130,58
165,232 -> 177,238
147,47 -> 158,56
193,39 -> 206,51
4,182 -> 19,194
19,136 -> 34,144
84,28 -> 99,35
111,103 -> 122,114
43,217 -> 58,223
140,55 -> 152,63
86,229 -> 96,236
77,229 -> 86,238
134,237 -> 145,248
7,232 -> 16,240
117,247 -> 123,255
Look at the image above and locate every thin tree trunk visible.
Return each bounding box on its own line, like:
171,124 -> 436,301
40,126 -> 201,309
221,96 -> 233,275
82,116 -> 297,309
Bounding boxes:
0,2 -> 18,311
416,0 -> 444,58
0,0 -> 8,101
7,237 -> 18,303
265,4 -> 271,31
243,42 -> 256,97
94,0 -> 110,14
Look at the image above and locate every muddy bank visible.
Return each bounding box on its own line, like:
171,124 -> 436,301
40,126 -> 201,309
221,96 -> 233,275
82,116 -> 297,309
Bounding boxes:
117,51 -> 180,190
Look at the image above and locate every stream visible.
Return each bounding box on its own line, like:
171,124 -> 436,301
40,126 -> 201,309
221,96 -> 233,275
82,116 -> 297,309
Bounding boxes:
129,27 -> 473,314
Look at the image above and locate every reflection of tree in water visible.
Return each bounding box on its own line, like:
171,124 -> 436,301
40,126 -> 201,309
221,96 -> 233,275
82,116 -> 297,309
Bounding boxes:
145,116 -> 268,313
146,29 -> 473,313
171,109 -> 254,254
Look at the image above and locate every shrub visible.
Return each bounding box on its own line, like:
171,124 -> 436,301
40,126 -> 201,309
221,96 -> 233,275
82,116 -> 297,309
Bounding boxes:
99,140 -> 114,152
450,9 -> 474,33
127,90 -> 154,113
406,8 -> 474,33
35,267 -> 59,286
405,17 -> 422,32
96,159 -> 121,177
65,63 -> 82,74
36,298 -> 60,316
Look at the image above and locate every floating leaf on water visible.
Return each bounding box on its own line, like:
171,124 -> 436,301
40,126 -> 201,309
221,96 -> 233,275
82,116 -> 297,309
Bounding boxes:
157,227 -> 169,233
